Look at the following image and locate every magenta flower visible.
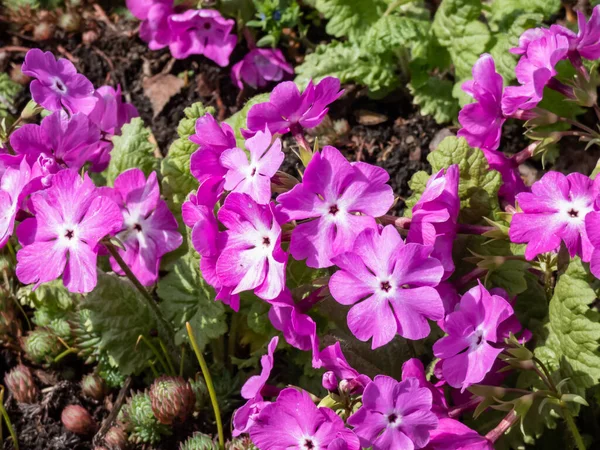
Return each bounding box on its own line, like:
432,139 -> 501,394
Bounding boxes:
232,48 -> 294,89
425,418 -> 492,450
0,157 -> 32,248
401,359 -> 447,418
168,9 -> 237,65
221,128 -> 284,204
278,146 -> 394,268
502,32 -> 569,115
243,78 -> 344,137
99,169 -> 182,286
126,0 -> 171,20
251,387 -> 360,450
330,225 -> 444,348
216,193 -> 287,300
509,171 -> 599,261
16,170 -> 122,293
89,85 -> 138,136
21,49 -> 96,114
233,336 -> 278,436
481,148 -> 527,205
139,1 -> 174,51
407,165 -> 459,280
182,190 -> 240,311
10,111 -> 101,171
319,342 -> 371,395
457,54 -> 505,151
348,376 -> 438,450
433,283 -> 518,391
586,211 -> 600,279
552,7 -> 600,61
510,28 -> 554,56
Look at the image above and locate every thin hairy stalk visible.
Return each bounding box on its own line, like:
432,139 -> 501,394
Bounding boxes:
187,322 -> 225,450
158,338 -> 177,376
559,117 -> 598,136
137,335 -> 171,375
562,404 -> 586,450
485,409 -> 518,443
448,397 -> 483,419
0,386 -> 19,450
511,141 -> 541,165
54,347 -> 77,363
179,346 -> 186,377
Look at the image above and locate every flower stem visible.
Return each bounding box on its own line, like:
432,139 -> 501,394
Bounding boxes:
158,338 -> 177,376
562,404 -> 586,450
137,335 -> 171,375
187,322 -> 225,450
511,141 -> 541,165
0,386 -> 19,450
485,409 -> 519,443
54,347 -> 77,363
448,397 -> 482,419
559,117 -> 598,136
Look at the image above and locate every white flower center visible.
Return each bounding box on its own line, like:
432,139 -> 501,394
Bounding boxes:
386,412 -> 403,428
557,198 -> 593,225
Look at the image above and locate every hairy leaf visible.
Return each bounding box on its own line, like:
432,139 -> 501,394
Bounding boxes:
314,0 -> 387,39
408,75 -> 458,124
0,73 -> 22,120
487,259 -> 529,296
106,117 -> 159,186
364,14 -> 429,54
488,0 -> 561,31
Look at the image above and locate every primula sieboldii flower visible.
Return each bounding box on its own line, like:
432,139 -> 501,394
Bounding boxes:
251,387 -> 360,450
401,359 -> 448,418
481,149 -> 527,205
233,336 -> 278,436
216,193 -> 287,300
407,165 -> 459,280
15,169 -> 122,293
99,169 -> 182,286
168,10 -> 237,65
509,171 -> 599,261
182,189 -> 240,311
125,0 -> 171,20
232,48 -> 294,89
319,342 -> 371,394
502,31 -> 569,115
221,127 -> 284,204
552,7 -> 600,61
433,283 -> 520,391
457,55 -> 506,151
10,111 -> 101,171
425,418 -> 492,450
21,49 -> 96,114
586,211 -> 600,279
0,157 -> 32,248
243,78 -> 343,138
348,376 -> 439,450
139,2 -> 174,51
510,27 -> 554,56
278,146 -> 394,268
329,225 -> 444,348
89,85 -> 138,136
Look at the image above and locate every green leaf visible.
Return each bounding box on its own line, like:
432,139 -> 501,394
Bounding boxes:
286,257 -> 328,289
82,272 -> 158,375
106,117 -> 159,186
403,170 -> 430,216
535,258 -> 600,395
295,40 -> 400,99
314,0 -> 387,39
408,75 -> 458,124
487,259 -> 529,296
157,251 -> 227,347
488,0 -> 561,31
225,93 -> 270,148
363,14 -> 429,54
0,73 -> 22,119
513,271 -> 549,333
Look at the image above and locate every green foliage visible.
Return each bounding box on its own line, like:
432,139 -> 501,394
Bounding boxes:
488,0 -> 561,31
119,391 -> 171,444
180,432 -> 219,450
18,279 -> 77,312
23,328 -> 63,364
106,117 -> 159,186
157,251 -> 228,347
248,0 -> 302,47
82,272 -> 158,375
408,73 -> 458,124
0,73 -> 22,123
313,0 -> 387,39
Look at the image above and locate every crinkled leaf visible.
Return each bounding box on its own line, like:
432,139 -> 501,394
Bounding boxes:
157,251 -> 227,348
488,0 -> 561,31
514,272 -> 549,334
0,73 -> 22,119
487,260 -> 529,296
314,0 -> 387,39
106,117 -> 159,186
363,14 -> 430,54
408,74 -> 458,124
177,102 -> 216,139
82,272 -> 158,375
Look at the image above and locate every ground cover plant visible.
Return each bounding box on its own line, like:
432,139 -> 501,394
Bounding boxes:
3,1 -> 600,450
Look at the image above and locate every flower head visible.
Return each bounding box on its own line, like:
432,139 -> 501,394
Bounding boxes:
232,49 -> 294,89
509,171 -> 599,261
251,388 -> 360,450
348,376 -> 438,450
457,55 -> 506,151
100,169 -> 182,286
330,225 -> 444,348
243,78 -> 344,137
278,146 -> 394,268
216,193 -> 287,300
89,85 -> 138,136
318,342 -> 371,395
139,1 -> 174,51
16,169 -> 122,293
126,0 -> 171,20
401,359 -> 447,418
481,148 -> 527,205
552,7 -> 600,61
21,49 -> 96,114
0,156 -> 32,248
433,283 -> 519,391
221,127 -> 284,204
407,165 -> 459,280
425,418 -> 492,450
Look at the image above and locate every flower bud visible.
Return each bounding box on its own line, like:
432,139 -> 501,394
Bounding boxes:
20,99 -> 44,121
81,373 -> 107,401
4,364 -> 38,404
61,405 -> 97,435
180,432 -> 219,450
105,425 -> 128,449
322,371 -> 338,392
271,171 -> 299,194
149,376 -> 195,425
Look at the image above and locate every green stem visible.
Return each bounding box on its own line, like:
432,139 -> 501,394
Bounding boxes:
54,347 -> 77,363
179,346 -> 186,378
0,387 -> 19,450
158,338 -> 176,376
6,240 -> 16,265
148,361 -> 159,378
562,404 -> 586,450
138,335 -> 170,375
533,357 -> 558,392
187,322 -> 224,450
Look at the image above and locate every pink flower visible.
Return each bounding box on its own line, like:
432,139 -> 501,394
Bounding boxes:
182,189 -> 240,310
502,31 -> 569,115
168,9 -> 237,65
278,146 -> 394,268
407,165 -> 459,280
348,376 -> 439,450
231,49 -> 294,89
139,2 -> 174,51
251,387 -> 360,450
401,359 -> 448,418
318,342 -> 371,395
433,283 -> 518,391
126,0 -> 171,20
552,7 -> 600,61
99,169 -> 182,286
16,170 -> 122,293
10,111 -> 101,171
510,28 -> 554,56
233,336 -> 278,436
221,128 -> 284,204
509,171 -> 599,261
89,85 -> 138,137
216,193 -> 287,300
243,78 -> 344,137
0,156 -> 32,248
425,418 -> 492,450
457,55 -> 505,151
21,49 -> 96,114
329,225 -> 444,348
586,211 -> 600,279
481,149 -> 527,205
